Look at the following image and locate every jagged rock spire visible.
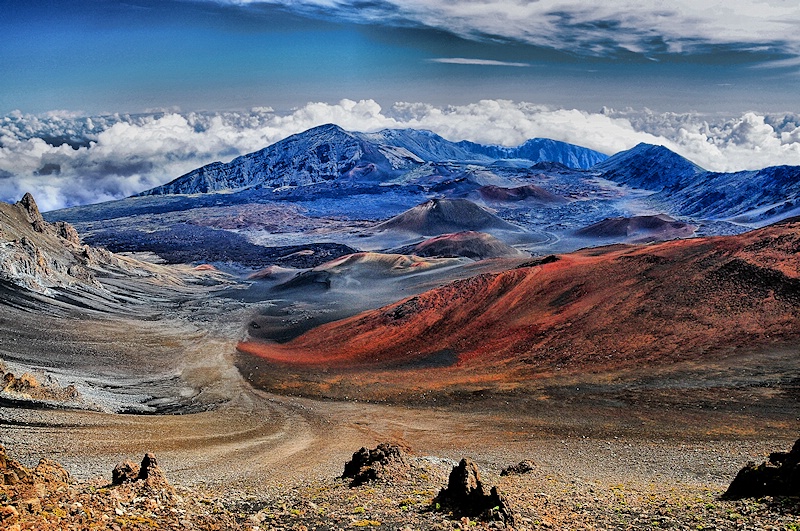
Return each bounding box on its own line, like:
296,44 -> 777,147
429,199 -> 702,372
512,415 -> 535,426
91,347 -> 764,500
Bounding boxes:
16,193 -> 47,233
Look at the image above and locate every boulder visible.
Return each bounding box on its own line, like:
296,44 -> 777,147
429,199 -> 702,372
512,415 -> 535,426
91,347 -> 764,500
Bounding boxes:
722,439 -> 800,499
112,453 -> 169,488
112,461 -> 140,486
138,453 -> 168,486
33,459 -> 70,485
500,460 -> 535,476
341,443 -> 409,487
434,458 -> 515,526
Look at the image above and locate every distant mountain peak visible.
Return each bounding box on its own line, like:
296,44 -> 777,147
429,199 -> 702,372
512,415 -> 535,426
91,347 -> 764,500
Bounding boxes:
594,142 -> 703,191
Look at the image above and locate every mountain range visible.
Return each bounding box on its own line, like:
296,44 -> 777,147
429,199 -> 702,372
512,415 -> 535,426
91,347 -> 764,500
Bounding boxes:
126,125 -> 800,231
138,125 -> 608,196
595,143 -> 800,223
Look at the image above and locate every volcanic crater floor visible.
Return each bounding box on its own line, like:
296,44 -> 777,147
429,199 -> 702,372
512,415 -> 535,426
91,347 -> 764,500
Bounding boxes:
1,253 -> 800,529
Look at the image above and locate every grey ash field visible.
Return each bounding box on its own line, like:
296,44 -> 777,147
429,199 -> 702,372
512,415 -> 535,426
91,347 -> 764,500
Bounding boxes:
2,125 -> 800,530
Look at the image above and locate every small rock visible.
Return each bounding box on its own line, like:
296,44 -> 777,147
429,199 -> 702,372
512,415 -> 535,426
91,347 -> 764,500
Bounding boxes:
500,460 -> 535,476
0,504 -> 19,522
33,458 -> 70,485
19,497 -> 41,514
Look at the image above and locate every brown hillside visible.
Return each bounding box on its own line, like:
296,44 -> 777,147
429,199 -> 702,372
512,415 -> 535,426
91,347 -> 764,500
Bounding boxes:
393,231 -> 523,260
478,184 -> 567,203
576,214 -> 697,242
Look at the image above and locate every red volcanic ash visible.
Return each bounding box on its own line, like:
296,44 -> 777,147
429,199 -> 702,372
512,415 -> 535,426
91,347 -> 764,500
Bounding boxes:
237,218 -> 800,395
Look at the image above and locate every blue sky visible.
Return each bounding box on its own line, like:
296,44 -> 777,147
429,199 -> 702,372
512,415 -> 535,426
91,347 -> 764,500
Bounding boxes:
3,0 -> 800,114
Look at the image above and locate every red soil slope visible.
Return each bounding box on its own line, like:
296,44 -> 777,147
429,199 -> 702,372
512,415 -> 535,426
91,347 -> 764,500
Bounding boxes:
238,218 -> 800,394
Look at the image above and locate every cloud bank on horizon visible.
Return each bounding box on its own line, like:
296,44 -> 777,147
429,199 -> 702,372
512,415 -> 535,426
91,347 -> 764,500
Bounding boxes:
218,0 -> 800,59
3,99 -> 800,211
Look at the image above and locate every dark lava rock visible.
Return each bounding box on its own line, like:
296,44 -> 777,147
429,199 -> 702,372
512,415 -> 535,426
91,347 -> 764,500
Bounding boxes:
516,255 -> 559,269
722,439 -> 800,499
342,443 -> 409,487
138,453 -> 167,485
112,461 -> 140,485
435,458 -> 515,526
112,453 -> 169,488
500,460 -> 535,476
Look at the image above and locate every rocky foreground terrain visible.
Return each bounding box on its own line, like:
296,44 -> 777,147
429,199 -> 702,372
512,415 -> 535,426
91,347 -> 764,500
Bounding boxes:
5,438 -> 800,531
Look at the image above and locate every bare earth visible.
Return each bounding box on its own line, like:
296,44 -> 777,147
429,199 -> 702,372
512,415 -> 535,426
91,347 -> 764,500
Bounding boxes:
2,284 -> 800,530
0,217 -> 798,530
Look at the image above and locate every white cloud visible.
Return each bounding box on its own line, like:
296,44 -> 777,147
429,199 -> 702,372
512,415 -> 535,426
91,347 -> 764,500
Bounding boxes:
3,100 -> 800,210
212,0 -> 800,58
429,58 -> 530,67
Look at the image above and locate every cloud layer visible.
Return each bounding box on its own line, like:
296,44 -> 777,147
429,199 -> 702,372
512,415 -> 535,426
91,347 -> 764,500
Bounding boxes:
3,100 -> 800,211
429,58 -> 530,67
219,0 -> 800,59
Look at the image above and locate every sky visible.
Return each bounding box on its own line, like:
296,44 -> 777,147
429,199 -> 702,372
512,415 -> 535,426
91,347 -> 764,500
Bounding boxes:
2,0 -> 800,209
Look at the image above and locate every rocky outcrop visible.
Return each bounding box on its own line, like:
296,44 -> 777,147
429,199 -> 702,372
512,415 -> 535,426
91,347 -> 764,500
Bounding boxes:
722,439 -> 800,499
0,444 -> 71,527
0,193 -> 119,295
137,453 -> 169,486
111,453 -> 171,490
342,443 -> 410,487
112,460 -> 140,485
434,458 -> 515,525
17,192 -> 48,233
1,368 -> 79,403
